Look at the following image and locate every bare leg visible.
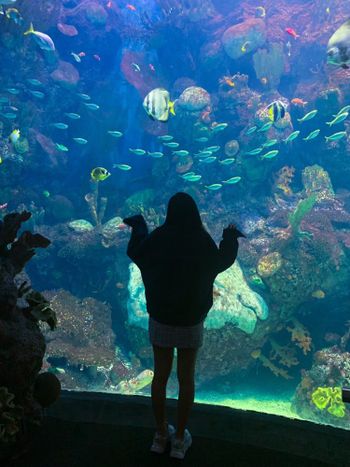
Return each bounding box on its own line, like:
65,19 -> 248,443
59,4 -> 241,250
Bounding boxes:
151,345 -> 174,436
176,348 -> 198,440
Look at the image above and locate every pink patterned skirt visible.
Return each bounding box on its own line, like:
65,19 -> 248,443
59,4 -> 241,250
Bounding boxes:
148,317 -> 204,349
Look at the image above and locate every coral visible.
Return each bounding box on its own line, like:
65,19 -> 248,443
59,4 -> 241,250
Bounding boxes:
127,261 -> 268,335
251,349 -> 293,380
177,86 -> 211,112
116,369 -> 154,395
43,289 -> 116,368
288,194 -> 317,237
0,387 -> 23,444
287,318 -> 312,355
68,219 -> 95,233
50,60 -> 80,89
269,339 -> 299,368
257,252 -> 283,278
124,189 -> 156,214
253,43 -> 285,89
84,182 -> 107,226
274,166 -> 295,197
85,3 -> 108,26
302,165 -> 334,202
311,387 -> 346,418
222,18 -> 266,60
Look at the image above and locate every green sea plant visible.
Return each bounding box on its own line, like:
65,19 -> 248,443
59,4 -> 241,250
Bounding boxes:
288,194 -> 317,238
311,387 -> 346,418
13,137 -> 29,154
84,181 -> 107,226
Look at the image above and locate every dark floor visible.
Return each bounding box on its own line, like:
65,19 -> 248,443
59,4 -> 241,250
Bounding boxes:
7,416 -> 334,467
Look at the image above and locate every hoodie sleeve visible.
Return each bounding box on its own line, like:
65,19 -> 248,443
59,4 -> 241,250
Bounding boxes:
124,215 -> 149,267
215,229 -> 239,274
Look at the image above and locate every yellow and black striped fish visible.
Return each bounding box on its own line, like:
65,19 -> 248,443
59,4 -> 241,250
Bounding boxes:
267,100 -> 286,122
143,87 -> 175,122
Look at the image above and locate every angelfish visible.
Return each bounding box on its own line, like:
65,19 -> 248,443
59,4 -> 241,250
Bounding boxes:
143,88 -> 175,122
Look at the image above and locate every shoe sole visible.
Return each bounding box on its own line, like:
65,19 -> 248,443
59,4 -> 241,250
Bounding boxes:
170,440 -> 192,459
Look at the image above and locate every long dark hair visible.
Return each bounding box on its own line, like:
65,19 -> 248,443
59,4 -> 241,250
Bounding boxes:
164,192 -> 203,230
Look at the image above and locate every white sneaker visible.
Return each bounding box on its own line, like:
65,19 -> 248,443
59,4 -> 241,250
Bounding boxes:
170,429 -> 192,459
150,424 -> 175,454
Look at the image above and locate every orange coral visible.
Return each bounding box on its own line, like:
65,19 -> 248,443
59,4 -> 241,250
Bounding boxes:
269,339 -> 299,368
251,349 -> 293,380
287,318 -> 312,355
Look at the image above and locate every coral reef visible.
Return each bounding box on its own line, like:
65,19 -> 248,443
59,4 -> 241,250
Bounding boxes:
253,43 -> 285,89
222,18 -> 266,60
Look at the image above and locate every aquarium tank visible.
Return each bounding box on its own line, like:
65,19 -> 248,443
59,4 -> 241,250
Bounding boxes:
2,0 -> 350,430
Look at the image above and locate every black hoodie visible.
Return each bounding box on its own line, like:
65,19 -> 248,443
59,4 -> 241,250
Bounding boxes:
125,214 -> 239,326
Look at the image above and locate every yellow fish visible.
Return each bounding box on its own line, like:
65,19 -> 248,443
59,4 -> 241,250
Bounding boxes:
9,129 -> 20,144
241,41 -> 251,53
311,290 -> 325,299
91,167 -> 111,182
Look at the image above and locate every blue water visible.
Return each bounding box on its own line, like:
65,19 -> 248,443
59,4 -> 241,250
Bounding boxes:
2,0 -> 350,429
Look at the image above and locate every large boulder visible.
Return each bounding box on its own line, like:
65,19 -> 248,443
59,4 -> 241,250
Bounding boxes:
222,18 -> 266,60
50,60 -> 80,89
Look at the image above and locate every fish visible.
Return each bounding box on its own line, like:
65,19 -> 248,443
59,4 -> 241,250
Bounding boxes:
163,142 -> 179,148
78,52 -> 86,57
255,6 -> 266,18
286,40 -> 292,57
261,150 -> 279,160
55,143 -> 69,152
9,129 -> 20,144
327,20 -> 350,69
71,52 -> 81,63
65,113 -> 81,119
29,90 -> 45,99
257,121 -> 273,132
147,151 -> 164,158
6,88 -> 20,95
173,150 -> 189,157
311,289 -> 325,299
195,137 -> 209,143
181,172 -> 196,179
0,0 -> 17,4
206,184 -> 223,191
93,54 -> 101,61
285,27 -> 299,39
222,176 -> 241,185
241,41 -> 252,53
297,110 -> 318,122
157,135 -> 173,141
0,97 -> 9,103
84,103 -> 100,110
108,130 -> 123,138
303,129 -> 320,141
126,4 -> 136,11
51,123 -> 69,130
42,190 -> 50,198
149,63 -> 155,72
245,147 -> 263,156
73,138 -> 88,144
205,146 -> 220,152
211,122 -> 228,132
5,8 -> 23,25
24,23 -> 55,51
266,100 -> 286,122
199,156 -> 217,164
91,167 -> 111,181
131,62 -> 141,72
222,76 -> 235,87
77,93 -> 91,101
129,148 -> 146,156
1,112 -> 17,119
184,174 -> 202,182
195,150 -> 213,158
284,131 -> 300,143
291,98 -> 308,106
336,105 -> 350,115
218,158 -> 235,165
262,139 -> 278,148
325,131 -> 347,142
326,112 -> 349,126
246,126 -> 257,135
113,164 -> 132,171
143,88 -> 175,122
26,78 -> 42,86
